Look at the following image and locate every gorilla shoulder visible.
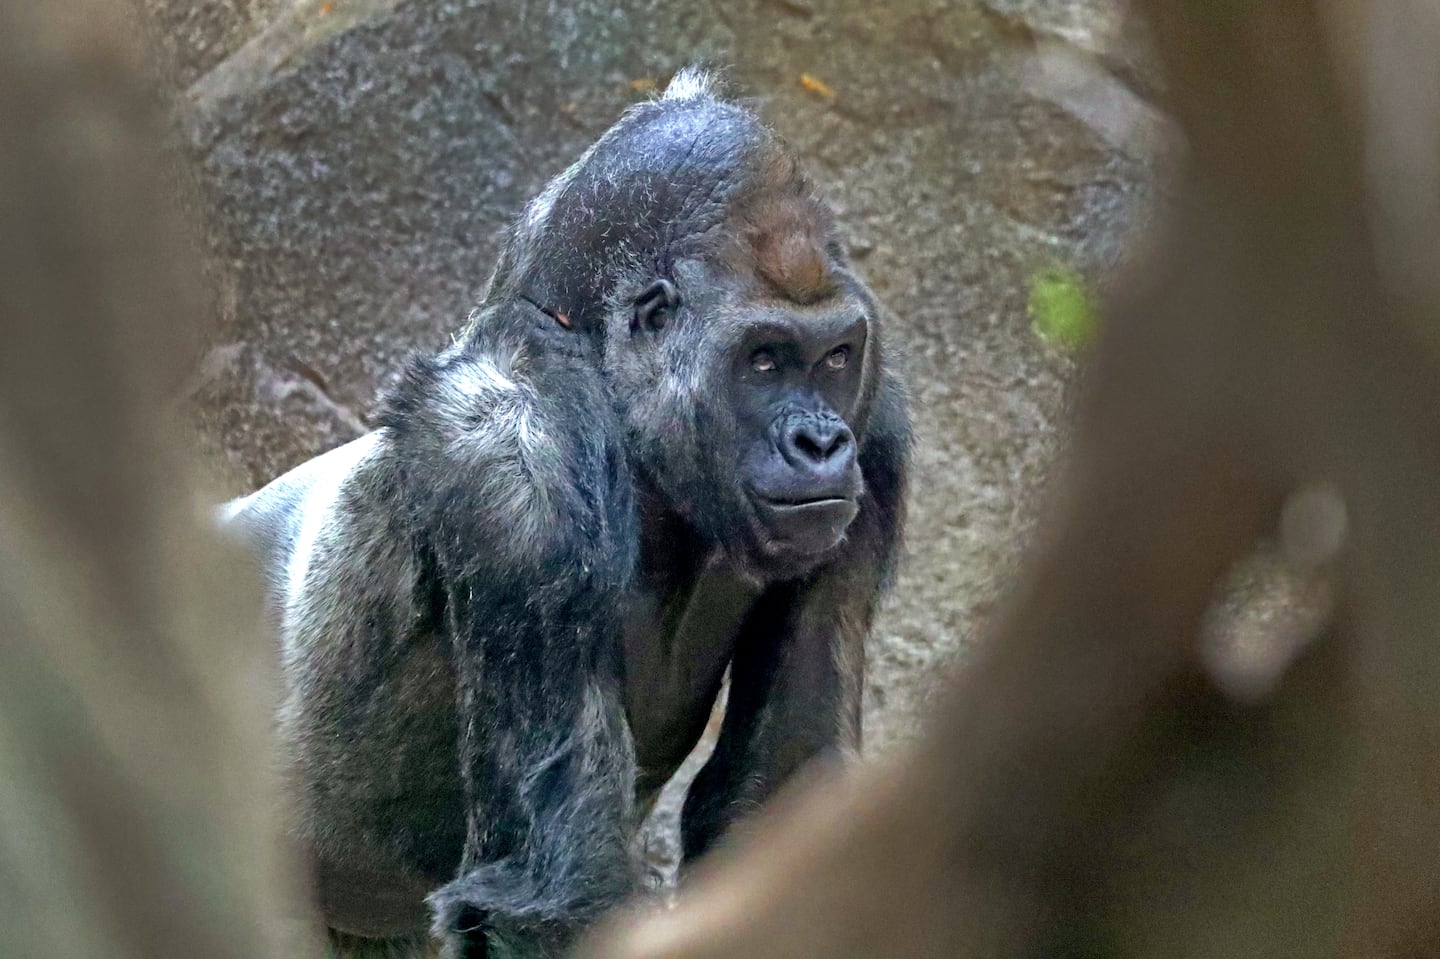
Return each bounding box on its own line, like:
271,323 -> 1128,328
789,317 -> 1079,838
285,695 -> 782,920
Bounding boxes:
220,430 -> 390,609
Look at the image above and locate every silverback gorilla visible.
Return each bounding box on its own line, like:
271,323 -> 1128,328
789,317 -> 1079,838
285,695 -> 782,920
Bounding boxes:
223,69 -> 909,958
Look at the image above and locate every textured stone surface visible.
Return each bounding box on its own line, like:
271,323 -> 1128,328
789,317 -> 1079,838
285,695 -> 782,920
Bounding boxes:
142,0 -> 284,88
154,0 -> 1158,875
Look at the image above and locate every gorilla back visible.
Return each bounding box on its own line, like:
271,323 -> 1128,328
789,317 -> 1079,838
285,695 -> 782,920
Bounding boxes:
225,68 -> 909,958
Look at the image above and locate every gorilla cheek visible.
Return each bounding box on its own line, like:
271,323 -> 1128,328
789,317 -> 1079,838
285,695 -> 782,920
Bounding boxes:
634,369 -> 727,518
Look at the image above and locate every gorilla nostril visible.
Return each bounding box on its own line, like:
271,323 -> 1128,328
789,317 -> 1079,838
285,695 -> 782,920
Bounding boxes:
789,423 -> 851,464
795,431 -> 825,461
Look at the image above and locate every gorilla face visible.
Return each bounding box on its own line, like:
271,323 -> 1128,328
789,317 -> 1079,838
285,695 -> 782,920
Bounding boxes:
729,301 -> 868,560
608,236 -> 877,578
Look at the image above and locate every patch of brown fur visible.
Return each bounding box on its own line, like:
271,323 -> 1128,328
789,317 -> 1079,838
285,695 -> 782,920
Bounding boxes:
732,153 -> 840,304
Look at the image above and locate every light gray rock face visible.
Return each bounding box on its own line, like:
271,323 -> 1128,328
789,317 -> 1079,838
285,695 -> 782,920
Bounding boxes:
142,0 -> 284,88
158,0 -> 1157,875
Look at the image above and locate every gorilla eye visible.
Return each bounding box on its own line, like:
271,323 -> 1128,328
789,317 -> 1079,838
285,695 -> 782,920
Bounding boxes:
634,278 -> 680,332
825,346 -> 850,370
751,351 -> 777,373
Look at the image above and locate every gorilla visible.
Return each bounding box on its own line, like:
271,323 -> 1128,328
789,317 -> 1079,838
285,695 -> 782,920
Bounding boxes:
223,69 -> 909,958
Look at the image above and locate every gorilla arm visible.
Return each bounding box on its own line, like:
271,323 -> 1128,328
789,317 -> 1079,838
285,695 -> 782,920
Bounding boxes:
380,317 -> 643,953
226,303 -> 644,954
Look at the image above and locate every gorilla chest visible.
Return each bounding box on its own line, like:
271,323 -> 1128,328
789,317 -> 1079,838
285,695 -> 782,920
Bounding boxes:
622,552 -> 762,796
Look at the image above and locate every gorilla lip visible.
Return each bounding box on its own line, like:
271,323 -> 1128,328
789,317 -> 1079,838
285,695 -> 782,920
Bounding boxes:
757,495 -> 852,509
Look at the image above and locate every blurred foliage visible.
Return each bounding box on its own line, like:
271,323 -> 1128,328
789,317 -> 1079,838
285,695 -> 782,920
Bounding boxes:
1028,266 -> 1099,351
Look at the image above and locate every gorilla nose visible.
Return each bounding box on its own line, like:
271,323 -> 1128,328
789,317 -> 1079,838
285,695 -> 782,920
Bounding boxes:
780,419 -> 855,476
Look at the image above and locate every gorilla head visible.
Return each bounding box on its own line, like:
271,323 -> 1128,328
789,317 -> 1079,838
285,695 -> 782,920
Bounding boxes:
479,70 -> 886,577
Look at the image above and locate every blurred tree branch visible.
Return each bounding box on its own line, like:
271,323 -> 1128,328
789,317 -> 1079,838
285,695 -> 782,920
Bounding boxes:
0,4 -> 317,957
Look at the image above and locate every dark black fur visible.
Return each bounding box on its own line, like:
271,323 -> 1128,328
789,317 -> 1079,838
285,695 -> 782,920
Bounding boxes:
225,69 -> 909,959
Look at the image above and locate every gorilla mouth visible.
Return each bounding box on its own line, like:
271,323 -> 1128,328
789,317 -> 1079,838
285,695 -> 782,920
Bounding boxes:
749,493 -> 859,556
759,495 -> 851,509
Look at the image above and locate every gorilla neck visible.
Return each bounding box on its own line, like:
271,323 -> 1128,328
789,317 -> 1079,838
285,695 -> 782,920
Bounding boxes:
624,471 -> 848,795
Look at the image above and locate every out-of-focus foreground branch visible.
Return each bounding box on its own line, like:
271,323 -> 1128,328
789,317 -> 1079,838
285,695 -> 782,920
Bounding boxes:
577,1 -> 1440,956
0,4 -> 315,957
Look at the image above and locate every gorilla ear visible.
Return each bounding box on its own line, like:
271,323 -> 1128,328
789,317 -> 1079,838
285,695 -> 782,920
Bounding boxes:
633,278 -> 680,332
